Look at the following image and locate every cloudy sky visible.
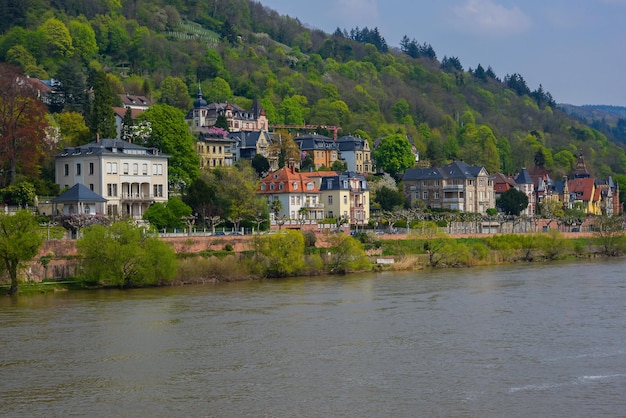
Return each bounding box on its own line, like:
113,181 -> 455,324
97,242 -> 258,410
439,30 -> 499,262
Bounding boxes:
258,0 -> 626,106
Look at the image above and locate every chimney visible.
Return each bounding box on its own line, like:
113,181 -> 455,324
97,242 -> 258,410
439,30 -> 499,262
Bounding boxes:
96,133 -> 100,143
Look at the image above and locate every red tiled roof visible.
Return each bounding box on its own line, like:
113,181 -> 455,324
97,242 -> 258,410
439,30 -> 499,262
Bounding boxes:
568,177 -> 596,202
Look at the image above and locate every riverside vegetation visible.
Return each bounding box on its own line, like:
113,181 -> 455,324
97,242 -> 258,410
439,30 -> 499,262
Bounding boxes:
3,211 -> 625,294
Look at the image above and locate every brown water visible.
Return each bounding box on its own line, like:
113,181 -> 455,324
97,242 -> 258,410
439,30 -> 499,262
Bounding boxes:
1,259 -> 625,417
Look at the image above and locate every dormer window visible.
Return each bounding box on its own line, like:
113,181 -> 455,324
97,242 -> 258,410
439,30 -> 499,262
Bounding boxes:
293,182 -> 298,190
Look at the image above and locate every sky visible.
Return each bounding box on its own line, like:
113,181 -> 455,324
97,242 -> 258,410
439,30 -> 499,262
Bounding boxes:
257,0 -> 626,106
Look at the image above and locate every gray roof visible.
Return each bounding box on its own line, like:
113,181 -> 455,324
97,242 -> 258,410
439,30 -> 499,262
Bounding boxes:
294,134 -> 337,151
515,168 -> 533,184
228,131 -> 264,148
56,138 -> 168,158
403,161 -> 485,181
337,135 -> 367,151
53,183 -> 107,203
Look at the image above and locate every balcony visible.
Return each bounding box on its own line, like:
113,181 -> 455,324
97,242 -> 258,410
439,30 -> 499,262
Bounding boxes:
121,193 -> 154,202
443,184 -> 464,191
304,203 -> 325,209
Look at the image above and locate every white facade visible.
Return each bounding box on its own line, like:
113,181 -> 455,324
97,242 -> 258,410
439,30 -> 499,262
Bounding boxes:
55,138 -> 169,219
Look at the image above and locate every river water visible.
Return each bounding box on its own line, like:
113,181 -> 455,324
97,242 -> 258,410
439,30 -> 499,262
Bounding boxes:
1,259 -> 625,417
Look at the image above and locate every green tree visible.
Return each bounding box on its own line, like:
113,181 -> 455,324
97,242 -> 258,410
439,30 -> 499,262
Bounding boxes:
137,104 -> 200,192
325,234 -> 370,273
496,188 -> 529,216
0,210 -> 44,294
143,196 -> 192,230
39,17 -> 74,59
206,77 -> 232,103
76,221 -> 178,288
375,185 -> 405,211
373,133 -> 415,179
278,95 -> 308,125
69,18 -> 97,62
55,111 -> 90,146
251,154 -> 270,176
159,76 -> 190,110
87,69 -> 118,138
55,59 -> 87,113
255,230 -> 306,277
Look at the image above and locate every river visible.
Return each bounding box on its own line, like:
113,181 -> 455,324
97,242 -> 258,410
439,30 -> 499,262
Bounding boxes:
1,259 -> 625,417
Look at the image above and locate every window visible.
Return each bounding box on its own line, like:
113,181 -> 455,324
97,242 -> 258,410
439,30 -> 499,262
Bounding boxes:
64,164 -> 69,176
152,164 -> 163,175
107,183 -> 118,197
328,195 -> 333,204
293,182 -> 298,190
153,184 -> 163,197
343,195 -> 348,204
291,196 -> 295,205
76,163 -> 81,175
89,184 -> 94,191
270,183 -> 275,190
89,162 -> 94,175
142,164 -> 148,175
423,181 -> 427,186
123,163 -> 129,175
307,183 -> 314,191
423,191 -> 428,199
133,163 -> 138,175
106,162 -> 118,174
260,184 -> 266,191
279,183 -> 284,190
435,179 -> 440,186
434,191 -> 439,199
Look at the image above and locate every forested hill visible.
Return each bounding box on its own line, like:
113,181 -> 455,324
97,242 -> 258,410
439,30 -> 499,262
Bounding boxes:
2,0 -> 626,181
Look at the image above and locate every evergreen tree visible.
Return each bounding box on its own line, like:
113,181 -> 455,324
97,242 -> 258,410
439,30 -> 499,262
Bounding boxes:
87,69 -> 117,138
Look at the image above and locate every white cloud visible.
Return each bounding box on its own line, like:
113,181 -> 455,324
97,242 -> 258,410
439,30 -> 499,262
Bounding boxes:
449,0 -> 532,36
331,0 -> 380,25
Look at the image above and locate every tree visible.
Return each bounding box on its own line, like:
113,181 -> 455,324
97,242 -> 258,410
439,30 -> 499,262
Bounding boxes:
325,234 -> 370,274
254,230 -> 306,277
54,59 -> 87,113
55,111 -> 90,146
496,188 -> 529,216
69,18 -> 98,62
0,210 -> 44,294
76,221 -> 178,288
143,196 -> 192,231
159,76 -> 190,110
375,185 -> 405,211
0,64 -> 49,187
206,77 -> 232,103
136,104 -> 200,192
87,69 -> 118,138
251,154 -> 270,177
39,17 -> 74,59
592,215 -> 625,256
373,133 -> 415,179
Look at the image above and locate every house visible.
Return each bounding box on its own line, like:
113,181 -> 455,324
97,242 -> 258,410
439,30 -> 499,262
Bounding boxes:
112,106 -> 145,140
257,167 -> 326,226
119,94 -> 152,110
317,172 -> 370,226
52,183 -> 107,216
336,135 -> 373,174
196,128 -> 236,168
403,160 -> 495,214
189,87 -> 268,132
514,168 -> 536,216
112,94 -> 152,140
55,138 -> 169,219
294,134 -> 339,170
228,130 -> 277,169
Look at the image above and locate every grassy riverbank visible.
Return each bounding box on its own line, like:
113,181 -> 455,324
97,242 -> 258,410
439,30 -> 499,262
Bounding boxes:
7,229 -> 625,293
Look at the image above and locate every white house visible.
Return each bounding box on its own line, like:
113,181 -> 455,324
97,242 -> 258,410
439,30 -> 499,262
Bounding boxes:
55,138 -> 169,219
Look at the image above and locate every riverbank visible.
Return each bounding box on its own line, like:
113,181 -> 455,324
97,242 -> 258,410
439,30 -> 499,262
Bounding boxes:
15,228 -> 622,292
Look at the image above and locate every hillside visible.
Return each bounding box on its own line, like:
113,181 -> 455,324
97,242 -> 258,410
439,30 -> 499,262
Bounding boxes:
1,0 -> 626,191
